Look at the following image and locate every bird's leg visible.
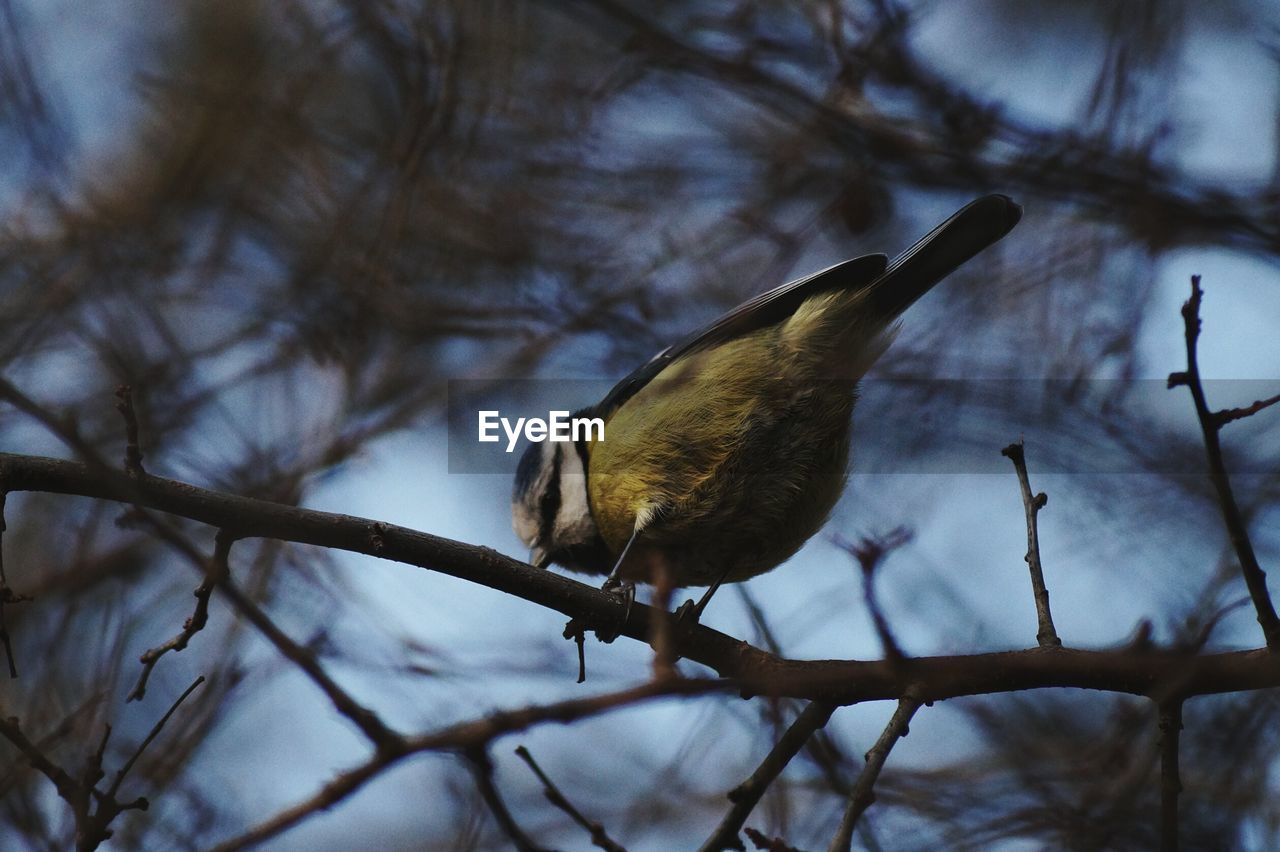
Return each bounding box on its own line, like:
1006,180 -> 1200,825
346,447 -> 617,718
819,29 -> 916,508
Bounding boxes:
675,566 -> 731,628
596,528 -> 639,642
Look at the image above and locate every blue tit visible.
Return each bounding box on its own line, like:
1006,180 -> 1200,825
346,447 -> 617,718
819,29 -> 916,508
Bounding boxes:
513,194 -> 1020,597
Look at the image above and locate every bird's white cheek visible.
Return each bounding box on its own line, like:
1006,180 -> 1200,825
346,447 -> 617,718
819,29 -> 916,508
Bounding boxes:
552,450 -> 597,544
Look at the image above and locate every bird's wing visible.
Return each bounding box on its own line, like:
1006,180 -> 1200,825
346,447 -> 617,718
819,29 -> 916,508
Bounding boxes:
589,253 -> 888,419
588,193 -> 1022,420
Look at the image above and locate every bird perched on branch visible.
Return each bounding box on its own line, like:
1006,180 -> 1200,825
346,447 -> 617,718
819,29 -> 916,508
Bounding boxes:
513,195 -> 1021,618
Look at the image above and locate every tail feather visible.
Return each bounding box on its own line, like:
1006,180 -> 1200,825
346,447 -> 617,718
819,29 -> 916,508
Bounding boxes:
864,194 -> 1022,320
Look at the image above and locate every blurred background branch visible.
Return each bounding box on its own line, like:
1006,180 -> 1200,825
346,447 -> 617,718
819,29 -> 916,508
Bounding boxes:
1,0 -> 1279,848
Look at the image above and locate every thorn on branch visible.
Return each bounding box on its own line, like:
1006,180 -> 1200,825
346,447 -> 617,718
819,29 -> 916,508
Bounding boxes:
1002,440 -> 1062,648
514,744 -> 624,852
114,385 -> 145,477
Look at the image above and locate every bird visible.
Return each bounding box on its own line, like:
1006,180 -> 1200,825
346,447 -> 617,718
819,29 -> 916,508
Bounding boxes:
512,194 -> 1021,617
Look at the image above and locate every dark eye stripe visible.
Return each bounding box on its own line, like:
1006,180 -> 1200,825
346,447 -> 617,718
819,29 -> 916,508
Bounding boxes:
573,431 -> 591,476
538,445 -> 561,546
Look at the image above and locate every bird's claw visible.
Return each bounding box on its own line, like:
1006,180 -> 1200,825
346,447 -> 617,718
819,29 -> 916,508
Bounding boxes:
596,577 -> 635,643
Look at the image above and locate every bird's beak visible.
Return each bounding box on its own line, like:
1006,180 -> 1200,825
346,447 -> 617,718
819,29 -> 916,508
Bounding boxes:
529,546 -> 550,569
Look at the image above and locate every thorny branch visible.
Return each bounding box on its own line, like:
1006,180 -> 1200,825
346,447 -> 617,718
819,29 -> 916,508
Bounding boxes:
0,274 -> 1276,847
0,0 -> 1278,845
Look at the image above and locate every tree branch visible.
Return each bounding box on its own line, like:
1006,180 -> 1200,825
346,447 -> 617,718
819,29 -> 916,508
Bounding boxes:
1168,276 -> 1280,649
1158,700 -> 1184,852
0,676 -> 204,851
1002,441 -> 1062,648
4,452 -> 1280,705
515,745 -> 625,852
135,518 -> 402,754
0,487 -> 31,678
467,747 -> 546,852
701,700 -> 837,852
828,696 -> 923,852
209,677 -> 732,851
105,676 -> 205,802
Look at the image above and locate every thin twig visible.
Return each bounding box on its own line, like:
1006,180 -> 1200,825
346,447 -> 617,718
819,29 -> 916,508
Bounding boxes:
1002,441 -> 1062,648
128,534 -> 222,702
828,696 -> 923,852
833,528 -> 913,660
467,747 -> 546,852
0,377 -> 101,462
0,712 -> 81,802
0,488 -> 28,678
113,384 -> 145,476
1158,700 -> 1183,852
127,576 -> 214,701
736,587 -> 854,804
137,517 -> 403,753
743,826 -> 800,851
1168,276 -> 1280,650
1214,392 -> 1280,428
0,675 -> 205,851
208,677 -> 731,852
701,700 -> 837,852
107,676 -> 205,801
515,744 -> 625,852
84,723 -> 111,791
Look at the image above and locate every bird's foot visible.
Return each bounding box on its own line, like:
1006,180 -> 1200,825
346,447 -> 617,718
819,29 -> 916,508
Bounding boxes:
595,576 -> 635,643
673,570 -> 727,633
